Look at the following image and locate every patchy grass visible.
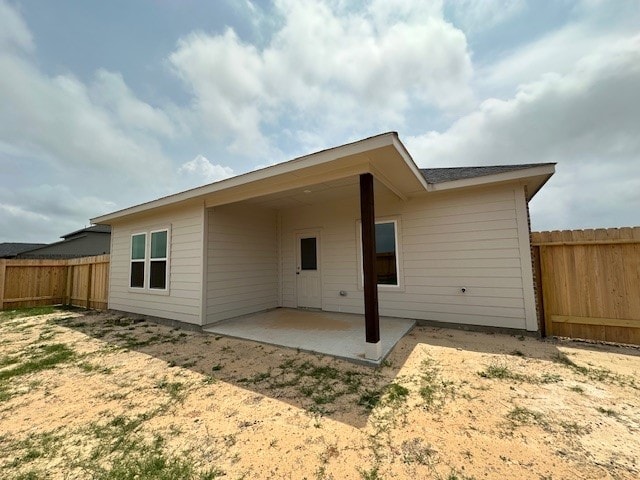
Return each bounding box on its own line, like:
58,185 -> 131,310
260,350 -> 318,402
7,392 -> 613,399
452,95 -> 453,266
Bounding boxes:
255,358 -> 377,412
0,353 -> 20,368
568,385 -> 585,394
385,383 -> 410,403
478,361 -> 562,385
553,352 -> 638,389
90,435 -> 223,480
358,465 -> 382,480
478,363 -> 528,382
0,343 -> 75,382
4,430 -> 63,469
596,407 -> 620,418
155,379 -> 187,402
444,469 -> 476,480
419,358 -> 456,411
506,406 -> 548,428
79,362 -> 113,375
0,306 -> 58,321
358,388 -> 383,411
401,438 -> 436,465
1,311 -> 639,480
559,420 -> 591,435
74,414 -> 223,480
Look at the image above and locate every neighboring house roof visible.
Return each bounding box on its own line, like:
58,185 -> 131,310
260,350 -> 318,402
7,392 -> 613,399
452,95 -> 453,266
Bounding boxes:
420,164 -> 556,184
92,132 -> 556,225
0,243 -> 47,258
61,224 -> 111,239
15,225 -> 112,259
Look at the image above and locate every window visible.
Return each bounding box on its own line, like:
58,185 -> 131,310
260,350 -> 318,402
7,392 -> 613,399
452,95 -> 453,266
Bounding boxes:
300,237 -> 317,270
375,222 -> 397,285
358,218 -> 401,288
130,233 -> 146,288
150,230 -> 168,289
129,228 -> 170,291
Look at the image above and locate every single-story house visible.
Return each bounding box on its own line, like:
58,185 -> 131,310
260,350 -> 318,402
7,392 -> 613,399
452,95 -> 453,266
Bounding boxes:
91,132 -> 554,360
17,225 -> 111,259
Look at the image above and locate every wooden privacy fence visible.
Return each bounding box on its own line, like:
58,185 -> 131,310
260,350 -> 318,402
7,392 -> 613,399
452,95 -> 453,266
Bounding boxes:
531,228 -> 640,345
0,254 -> 109,311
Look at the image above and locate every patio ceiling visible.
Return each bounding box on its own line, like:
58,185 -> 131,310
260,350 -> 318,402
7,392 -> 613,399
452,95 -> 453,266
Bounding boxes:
201,142 -> 426,209
237,175 -> 393,210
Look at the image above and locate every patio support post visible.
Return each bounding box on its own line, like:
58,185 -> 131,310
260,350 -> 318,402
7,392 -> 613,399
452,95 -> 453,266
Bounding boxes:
359,173 -> 381,360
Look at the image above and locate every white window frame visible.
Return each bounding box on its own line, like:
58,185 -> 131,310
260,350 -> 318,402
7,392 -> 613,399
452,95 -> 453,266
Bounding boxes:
128,226 -> 171,295
356,216 -> 404,291
149,228 -> 170,292
129,232 -> 147,290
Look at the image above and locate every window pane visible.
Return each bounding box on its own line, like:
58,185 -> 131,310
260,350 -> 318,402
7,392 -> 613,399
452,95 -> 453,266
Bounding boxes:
375,223 -> 397,285
150,261 -> 167,289
300,237 -> 317,270
131,234 -> 146,260
151,231 -> 167,259
130,262 -> 144,288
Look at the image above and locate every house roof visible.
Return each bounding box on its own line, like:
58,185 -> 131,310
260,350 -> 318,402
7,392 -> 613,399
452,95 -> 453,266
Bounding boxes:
0,243 -> 47,258
420,164 -> 556,184
92,132 -> 555,224
61,224 -> 111,239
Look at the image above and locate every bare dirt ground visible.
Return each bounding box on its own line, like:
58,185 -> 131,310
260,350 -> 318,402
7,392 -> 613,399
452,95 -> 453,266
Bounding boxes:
0,308 -> 639,480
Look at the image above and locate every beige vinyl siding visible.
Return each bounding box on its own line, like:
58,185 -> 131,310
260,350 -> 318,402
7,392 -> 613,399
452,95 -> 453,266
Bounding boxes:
108,203 -> 204,325
205,204 -> 278,324
281,183 -> 534,330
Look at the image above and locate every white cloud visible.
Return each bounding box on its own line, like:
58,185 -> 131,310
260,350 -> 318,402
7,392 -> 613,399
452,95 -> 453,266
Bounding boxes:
477,23 -> 631,96
0,0 -> 33,52
446,0 -> 526,33
0,1 -> 180,241
169,28 -> 269,155
168,0 -> 473,155
178,155 -> 234,188
91,70 -> 176,138
0,185 -> 116,242
406,34 -> 640,230
0,55 -> 173,188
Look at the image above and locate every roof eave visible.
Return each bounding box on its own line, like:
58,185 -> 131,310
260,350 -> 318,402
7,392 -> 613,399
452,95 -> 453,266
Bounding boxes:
91,132 -> 429,224
425,164 -> 556,199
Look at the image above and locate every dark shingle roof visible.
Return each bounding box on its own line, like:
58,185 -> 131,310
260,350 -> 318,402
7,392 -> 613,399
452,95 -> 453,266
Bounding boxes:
419,163 -> 554,184
61,224 -> 111,239
0,243 -> 47,258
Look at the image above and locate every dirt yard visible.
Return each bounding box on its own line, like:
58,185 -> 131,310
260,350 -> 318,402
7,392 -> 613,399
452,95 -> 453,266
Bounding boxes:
0,308 -> 638,480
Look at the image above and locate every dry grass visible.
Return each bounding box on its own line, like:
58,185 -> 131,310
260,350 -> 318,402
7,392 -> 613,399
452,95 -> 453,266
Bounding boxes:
1,308 -> 639,479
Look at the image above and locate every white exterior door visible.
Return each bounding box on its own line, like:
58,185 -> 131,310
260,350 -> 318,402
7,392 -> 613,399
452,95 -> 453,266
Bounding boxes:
296,232 -> 321,308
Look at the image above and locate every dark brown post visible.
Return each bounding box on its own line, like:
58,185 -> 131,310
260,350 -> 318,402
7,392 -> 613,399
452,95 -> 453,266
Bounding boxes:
360,173 -> 380,356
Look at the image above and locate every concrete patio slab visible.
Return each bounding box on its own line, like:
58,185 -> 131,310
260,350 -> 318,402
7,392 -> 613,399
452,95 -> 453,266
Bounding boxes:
203,308 -> 415,365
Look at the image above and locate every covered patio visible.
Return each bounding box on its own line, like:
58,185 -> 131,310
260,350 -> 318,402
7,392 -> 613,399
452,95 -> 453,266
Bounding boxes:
202,134 -> 429,362
203,308 -> 415,365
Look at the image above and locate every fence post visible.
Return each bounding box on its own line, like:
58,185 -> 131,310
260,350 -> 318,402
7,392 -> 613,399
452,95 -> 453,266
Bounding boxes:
0,260 -> 6,310
65,265 -> 72,306
531,244 -> 545,336
86,262 -> 93,309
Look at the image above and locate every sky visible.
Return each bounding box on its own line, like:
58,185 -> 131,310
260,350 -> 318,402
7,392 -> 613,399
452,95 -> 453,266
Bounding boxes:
0,0 -> 639,243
